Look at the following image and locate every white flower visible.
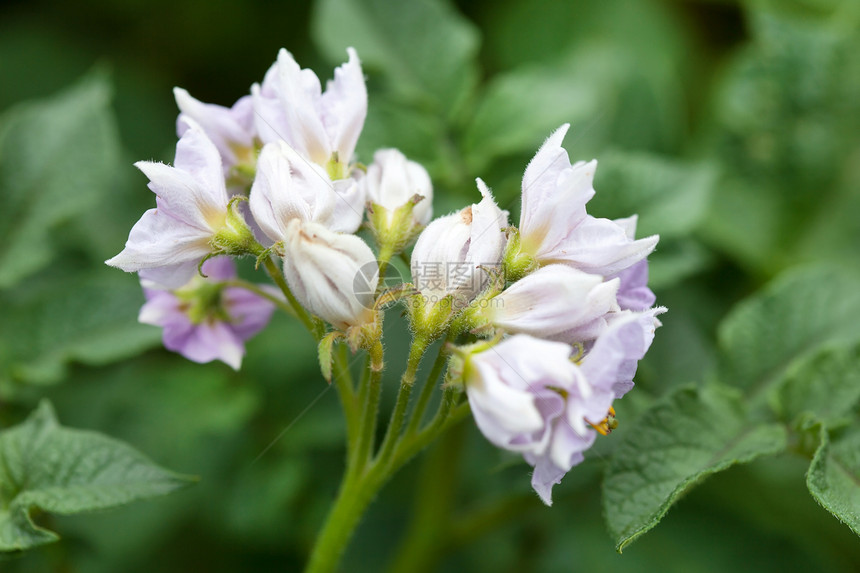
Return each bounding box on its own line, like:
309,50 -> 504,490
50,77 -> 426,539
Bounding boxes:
281,219 -> 378,330
519,124 -> 658,276
249,141 -> 363,240
173,88 -> 256,172
252,48 -> 366,174
411,180 -> 507,305
106,119 -> 235,288
362,148 -> 433,226
484,265 -> 619,342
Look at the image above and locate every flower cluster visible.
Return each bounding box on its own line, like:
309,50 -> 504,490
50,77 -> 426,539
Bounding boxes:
107,47 -> 664,505
433,125 -> 665,505
107,48 -> 434,367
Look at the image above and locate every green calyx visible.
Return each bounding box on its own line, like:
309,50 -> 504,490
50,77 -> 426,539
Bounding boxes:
408,293 -> 455,341
368,196 -> 426,260
502,227 -> 539,283
209,196 -> 265,258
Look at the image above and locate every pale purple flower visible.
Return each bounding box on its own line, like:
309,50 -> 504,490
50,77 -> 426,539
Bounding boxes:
249,141 -> 363,239
139,257 -> 277,370
519,124 -> 659,277
464,307 -> 664,505
610,216 -> 656,311
482,265 -> 620,342
411,180 -> 507,305
361,148 -> 434,226
281,219 -> 378,330
252,48 -> 366,172
174,88 -> 256,173
106,119 -> 233,288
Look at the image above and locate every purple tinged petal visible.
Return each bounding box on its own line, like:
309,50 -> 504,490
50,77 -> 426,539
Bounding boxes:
174,88 -> 255,167
177,321 -> 245,370
223,286 -> 278,339
105,208 -> 212,286
614,259 -> 656,311
542,215 -> 659,277
320,47 -> 367,165
171,119 -> 230,211
579,308 -> 665,398
490,265 -> 619,339
520,124 -> 595,253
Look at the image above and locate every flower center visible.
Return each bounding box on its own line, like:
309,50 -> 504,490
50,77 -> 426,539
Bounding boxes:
587,406 -> 618,436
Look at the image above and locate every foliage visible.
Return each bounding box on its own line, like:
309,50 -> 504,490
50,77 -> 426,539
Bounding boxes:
1,0 -> 859,571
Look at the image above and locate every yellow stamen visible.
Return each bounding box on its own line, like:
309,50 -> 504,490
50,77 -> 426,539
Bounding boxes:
587,406 -> 618,436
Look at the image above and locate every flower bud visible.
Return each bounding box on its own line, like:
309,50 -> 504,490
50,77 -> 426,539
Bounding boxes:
281,219 -> 378,330
364,148 -> 433,226
363,148 -> 434,257
410,179 -> 507,308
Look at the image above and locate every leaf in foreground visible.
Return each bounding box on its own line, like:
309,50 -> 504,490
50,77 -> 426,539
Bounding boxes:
0,401 -> 195,552
807,424 -> 860,537
602,385 -> 787,552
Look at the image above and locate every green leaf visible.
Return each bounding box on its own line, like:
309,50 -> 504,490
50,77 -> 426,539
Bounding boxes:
0,269 -> 162,387
717,265 -> 860,398
311,0 -> 479,112
0,401 -> 194,553
773,343 -> 860,427
807,424 -> 860,537
0,71 -> 121,288
603,384 -> 787,552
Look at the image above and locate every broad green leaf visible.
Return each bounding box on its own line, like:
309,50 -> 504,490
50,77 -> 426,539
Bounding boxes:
0,269 -> 161,387
807,424 -> 860,537
717,265 -> 860,398
0,71 -> 120,288
311,0 -> 479,112
590,151 -> 715,239
603,384 -> 787,552
0,401 -> 194,553
773,343 -> 860,427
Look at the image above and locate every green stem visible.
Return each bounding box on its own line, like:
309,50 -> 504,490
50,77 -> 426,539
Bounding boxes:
262,256 -> 319,336
375,336 -> 429,465
304,470 -> 383,573
331,344 -> 359,451
349,343 -> 384,475
405,342 -> 450,436
375,242 -> 396,296
304,375 -> 469,573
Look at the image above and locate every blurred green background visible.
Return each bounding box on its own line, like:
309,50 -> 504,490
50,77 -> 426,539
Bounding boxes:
1,0 -> 859,571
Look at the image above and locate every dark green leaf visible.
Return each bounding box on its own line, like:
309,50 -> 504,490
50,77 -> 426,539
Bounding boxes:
807,424 -> 860,537
0,401 -> 194,553
603,384 -> 787,552
0,71 -> 120,288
